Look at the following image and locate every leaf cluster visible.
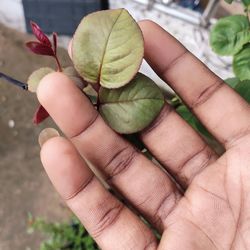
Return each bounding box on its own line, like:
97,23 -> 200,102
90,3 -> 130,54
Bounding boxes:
27,9 -> 165,135
28,215 -> 98,250
208,0 -> 250,115
71,9 -> 164,134
210,1 -> 250,81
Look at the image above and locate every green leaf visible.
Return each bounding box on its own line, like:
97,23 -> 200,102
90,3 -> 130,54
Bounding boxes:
210,15 -> 250,56
27,67 -> 54,92
99,73 -> 164,134
235,79 -> 250,102
233,45 -> 250,80
123,133 -> 145,150
224,77 -> 240,88
72,9 -> 144,89
225,0 -> 234,3
242,0 -> 250,7
176,105 -> 197,129
176,105 -> 211,138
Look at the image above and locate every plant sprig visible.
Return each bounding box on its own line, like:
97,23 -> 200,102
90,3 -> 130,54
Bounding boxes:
26,21 -> 62,72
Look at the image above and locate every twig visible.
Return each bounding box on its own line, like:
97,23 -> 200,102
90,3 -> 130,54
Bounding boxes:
0,72 -> 28,90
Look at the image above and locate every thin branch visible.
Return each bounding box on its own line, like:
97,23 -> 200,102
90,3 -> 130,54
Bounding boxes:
0,72 -> 28,90
54,55 -> 62,72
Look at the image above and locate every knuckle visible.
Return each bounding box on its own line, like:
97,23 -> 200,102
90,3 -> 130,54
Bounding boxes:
91,203 -> 124,238
105,146 -> 139,180
191,79 -> 224,110
141,104 -> 172,136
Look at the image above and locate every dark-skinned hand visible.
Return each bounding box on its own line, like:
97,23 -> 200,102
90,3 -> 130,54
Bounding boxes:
37,21 -> 250,250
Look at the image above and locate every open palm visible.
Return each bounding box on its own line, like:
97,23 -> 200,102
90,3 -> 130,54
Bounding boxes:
37,21 -> 250,249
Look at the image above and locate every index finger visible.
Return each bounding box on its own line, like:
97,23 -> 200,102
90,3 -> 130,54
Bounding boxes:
139,20 -> 250,148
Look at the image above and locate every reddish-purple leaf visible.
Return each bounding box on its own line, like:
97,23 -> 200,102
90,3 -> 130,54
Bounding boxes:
53,32 -> 58,56
30,21 -> 52,47
26,41 -> 55,56
33,105 -> 50,124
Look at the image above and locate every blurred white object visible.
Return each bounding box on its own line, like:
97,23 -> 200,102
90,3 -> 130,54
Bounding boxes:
8,120 -> 15,128
0,0 -> 25,32
135,0 -> 219,26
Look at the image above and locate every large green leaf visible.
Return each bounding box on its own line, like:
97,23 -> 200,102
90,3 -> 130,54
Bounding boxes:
210,15 -> 250,56
233,45 -> 250,80
99,73 -> 164,134
242,0 -> 250,7
28,67 -> 54,92
72,9 -> 144,89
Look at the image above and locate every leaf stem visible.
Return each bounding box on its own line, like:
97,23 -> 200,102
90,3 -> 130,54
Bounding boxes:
0,72 -> 28,90
54,55 -> 62,72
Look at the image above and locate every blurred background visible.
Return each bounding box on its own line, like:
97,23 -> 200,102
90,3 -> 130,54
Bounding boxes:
0,0 -> 244,249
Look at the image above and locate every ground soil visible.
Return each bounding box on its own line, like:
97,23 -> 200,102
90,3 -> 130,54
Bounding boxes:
0,23 -> 72,250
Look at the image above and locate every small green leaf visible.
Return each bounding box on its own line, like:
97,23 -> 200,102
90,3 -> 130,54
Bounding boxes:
72,9 -> 144,89
225,0 -> 234,3
99,73 -> 164,134
235,80 -> 250,102
63,66 -> 87,89
233,45 -> 250,80
210,15 -> 250,56
28,67 -> 54,92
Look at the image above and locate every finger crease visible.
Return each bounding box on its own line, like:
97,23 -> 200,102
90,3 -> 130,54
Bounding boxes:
225,127 -> 250,149
65,174 -> 95,201
70,113 -> 99,139
141,104 -> 173,136
160,50 -> 189,76
177,145 -> 210,175
153,191 -> 179,229
191,79 -> 224,110
104,146 -> 139,181
92,203 -> 124,238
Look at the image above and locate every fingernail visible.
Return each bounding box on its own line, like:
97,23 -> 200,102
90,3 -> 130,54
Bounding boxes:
38,128 -> 60,147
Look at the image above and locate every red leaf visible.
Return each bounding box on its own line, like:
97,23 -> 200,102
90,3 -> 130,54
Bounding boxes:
30,21 -> 52,47
53,32 -> 58,56
26,41 -> 55,56
33,105 -> 50,124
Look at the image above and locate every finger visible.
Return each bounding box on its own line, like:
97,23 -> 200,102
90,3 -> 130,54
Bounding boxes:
140,105 -> 218,187
37,72 -> 181,231
139,20 -> 250,148
40,136 -> 157,249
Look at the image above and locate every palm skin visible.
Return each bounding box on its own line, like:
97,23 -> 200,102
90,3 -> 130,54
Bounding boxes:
37,20 -> 250,249
160,141 -> 250,249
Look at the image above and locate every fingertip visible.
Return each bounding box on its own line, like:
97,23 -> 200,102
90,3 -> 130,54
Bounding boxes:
40,136 -> 92,200
37,72 -> 73,106
138,19 -> 158,36
40,136 -> 70,167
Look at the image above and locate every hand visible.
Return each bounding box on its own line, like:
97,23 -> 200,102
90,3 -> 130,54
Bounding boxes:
37,21 -> 250,250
